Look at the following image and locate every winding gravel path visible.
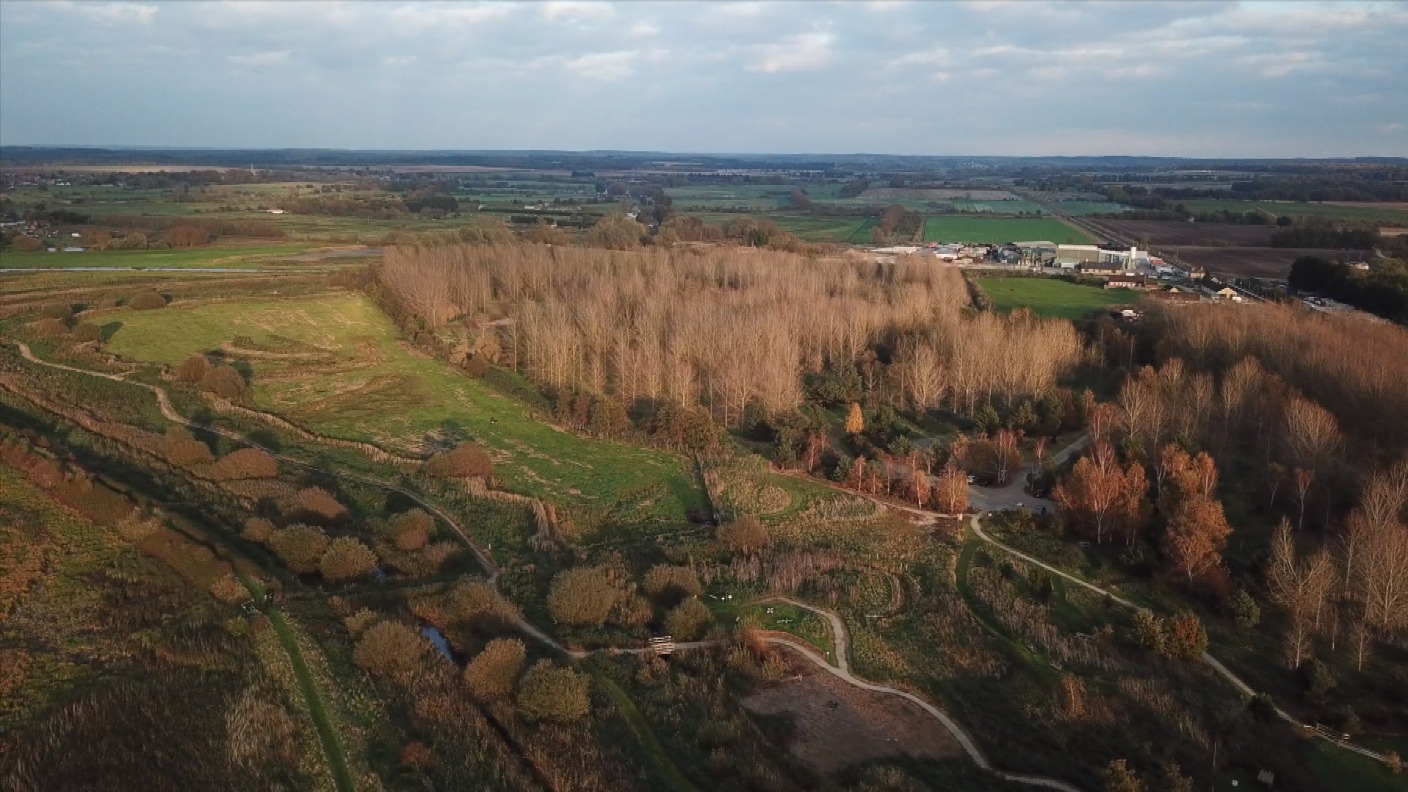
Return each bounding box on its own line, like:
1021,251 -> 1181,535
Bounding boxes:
757,596 -> 1083,792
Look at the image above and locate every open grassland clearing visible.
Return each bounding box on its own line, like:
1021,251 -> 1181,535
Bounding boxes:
1178,198 -> 1408,224
740,647 -> 963,774
923,216 -> 1094,244
102,292 -> 704,519
978,276 -> 1138,320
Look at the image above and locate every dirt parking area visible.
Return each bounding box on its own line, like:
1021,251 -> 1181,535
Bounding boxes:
741,647 -> 961,773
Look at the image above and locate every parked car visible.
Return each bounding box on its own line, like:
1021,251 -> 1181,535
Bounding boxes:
1034,505 -> 1046,515
966,475 -> 976,484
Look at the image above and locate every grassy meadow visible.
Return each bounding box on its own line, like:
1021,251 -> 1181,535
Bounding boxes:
0,241 -> 326,270
923,217 -> 1094,244
103,292 -> 705,519
978,276 -> 1138,319
1178,198 -> 1408,225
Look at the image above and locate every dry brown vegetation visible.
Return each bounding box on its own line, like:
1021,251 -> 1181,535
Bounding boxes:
381,243 -> 1083,423
1148,301 -> 1408,454
208,448 -> 278,480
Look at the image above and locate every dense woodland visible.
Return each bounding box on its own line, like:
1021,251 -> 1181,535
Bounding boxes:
380,243 -> 1084,429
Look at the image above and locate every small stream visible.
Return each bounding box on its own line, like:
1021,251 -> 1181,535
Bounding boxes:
421,625 -> 455,662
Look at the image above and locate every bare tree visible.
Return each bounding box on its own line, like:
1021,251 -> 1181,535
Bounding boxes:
1266,520 -> 1336,668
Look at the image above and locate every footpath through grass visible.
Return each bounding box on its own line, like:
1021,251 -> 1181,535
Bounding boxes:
978,276 -> 1138,320
104,291 -> 705,520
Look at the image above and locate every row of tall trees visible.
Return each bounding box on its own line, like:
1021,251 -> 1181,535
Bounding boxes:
1267,459 -> 1408,669
381,243 -> 1084,426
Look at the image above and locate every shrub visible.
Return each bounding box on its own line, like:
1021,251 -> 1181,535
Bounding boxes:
1301,659 -> 1336,701
201,365 -> 248,400
425,442 -> 494,479
242,517 -> 275,542
664,598 -> 711,641
344,608 -> 378,637
717,516 -> 769,553
516,660 -> 590,723
72,322 -> 102,343
267,524 -> 330,574
546,566 -> 620,626
643,565 -> 702,605
1163,612 -> 1208,662
292,486 -> 347,524
175,354 -> 212,384
353,621 -> 425,683
463,637 -> 525,700
319,537 -> 378,582
393,509 -> 433,550
1227,589 -> 1260,629
30,317 -> 69,338
164,426 -> 213,467
1130,608 -> 1165,654
127,291 -> 168,310
164,224 -> 211,248
208,574 -> 249,604
209,448 -> 277,480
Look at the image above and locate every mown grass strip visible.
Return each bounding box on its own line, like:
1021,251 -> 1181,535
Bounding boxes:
265,607 -> 357,792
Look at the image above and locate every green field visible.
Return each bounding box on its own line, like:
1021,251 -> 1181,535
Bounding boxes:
682,211 -> 877,243
947,200 -> 1046,214
1054,201 -> 1131,215
978,276 -> 1138,319
1179,199 -> 1408,225
0,241 -> 325,270
104,293 -> 705,518
923,217 -> 1094,244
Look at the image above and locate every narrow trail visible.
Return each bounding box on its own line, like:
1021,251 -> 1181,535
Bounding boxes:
11,341 -> 1385,780
967,514 -> 1386,762
8,339 -> 566,654
756,596 -> 1083,792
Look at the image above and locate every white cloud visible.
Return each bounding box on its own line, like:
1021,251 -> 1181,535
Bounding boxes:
564,51 -> 637,81
747,32 -> 834,74
227,50 -> 291,68
540,1 -> 614,23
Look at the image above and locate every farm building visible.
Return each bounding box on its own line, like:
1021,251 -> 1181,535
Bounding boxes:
1055,244 -> 1102,266
1105,275 -> 1152,290
1149,288 -> 1202,303
1079,264 -> 1130,277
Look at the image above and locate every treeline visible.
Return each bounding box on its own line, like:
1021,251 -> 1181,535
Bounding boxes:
1289,256 -> 1408,324
1145,301 -> 1408,457
875,204 -> 923,241
379,243 -> 1083,427
1270,224 -> 1379,250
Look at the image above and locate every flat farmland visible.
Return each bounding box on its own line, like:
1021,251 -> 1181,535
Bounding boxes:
103,292 -> 705,519
0,241 -> 327,270
865,187 -> 1018,202
682,211 -> 875,243
977,276 -> 1137,319
1172,247 -> 1348,278
1179,199 -> 1408,225
947,199 -> 1046,214
923,217 -> 1093,244
1055,201 -> 1131,215
1098,220 -> 1276,247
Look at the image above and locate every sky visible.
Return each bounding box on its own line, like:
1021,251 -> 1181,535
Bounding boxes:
1,0 -> 1405,158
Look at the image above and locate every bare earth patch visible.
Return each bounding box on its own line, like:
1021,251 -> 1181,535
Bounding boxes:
741,647 -> 961,773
